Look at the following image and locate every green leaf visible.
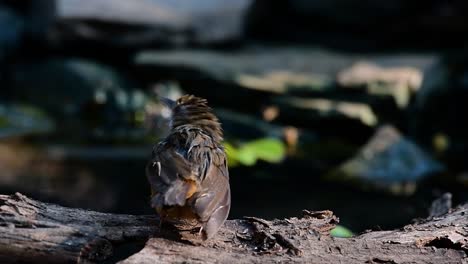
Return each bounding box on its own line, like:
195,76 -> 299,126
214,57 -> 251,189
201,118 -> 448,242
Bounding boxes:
236,147 -> 257,166
223,138 -> 286,167
330,225 -> 353,238
241,138 -> 286,163
224,142 -> 240,167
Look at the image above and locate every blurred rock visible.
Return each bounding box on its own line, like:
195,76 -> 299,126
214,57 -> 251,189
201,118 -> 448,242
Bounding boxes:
236,71 -> 332,94
337,62 -> 423,108
135,47 -> 433,97
10,58 -> 134,113
0,5 -> 23,61
135,47 -> 377,138
273,96 -> 378,127
134,47 -> 344,115
0,104 -> 54,138
330,125 -> 444,194
8,58 -> 149,143
217,108 -> 286,140
412,54 -> 468,170
289,0 -> 404,25
133,47 -> 344,111
216,108 -> 317,145
24,0 -> 56,39
53,0 -> 252,47
247,0 -> 468,49
0,1 -> 56,55
135,47 -> 433,139
135,47 -> 342,94
272,94 -> 379,143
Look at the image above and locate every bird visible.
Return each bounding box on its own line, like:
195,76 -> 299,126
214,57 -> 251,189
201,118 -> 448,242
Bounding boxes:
145,94 -> 230,240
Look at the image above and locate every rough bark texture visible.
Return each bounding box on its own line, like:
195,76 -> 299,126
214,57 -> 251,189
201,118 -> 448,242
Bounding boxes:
0,193 -> 158,263
0,193 -> 466,264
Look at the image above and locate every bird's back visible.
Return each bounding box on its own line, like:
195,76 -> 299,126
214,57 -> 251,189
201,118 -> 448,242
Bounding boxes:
146,123 -> 230,240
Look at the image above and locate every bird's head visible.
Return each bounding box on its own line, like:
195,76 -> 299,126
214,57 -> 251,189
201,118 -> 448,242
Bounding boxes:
161,95 -> 223,142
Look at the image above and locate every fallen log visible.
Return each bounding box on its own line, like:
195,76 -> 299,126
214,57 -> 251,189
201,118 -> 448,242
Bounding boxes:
0,193 -> 466,263
0,193 -> 157,263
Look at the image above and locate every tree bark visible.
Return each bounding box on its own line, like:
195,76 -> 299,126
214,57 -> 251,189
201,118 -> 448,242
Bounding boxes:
0,193 -> 466,263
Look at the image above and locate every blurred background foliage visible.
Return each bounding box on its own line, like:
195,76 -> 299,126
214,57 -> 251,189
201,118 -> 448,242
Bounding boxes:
0,0 -> 468,235
225,139 -> 286,167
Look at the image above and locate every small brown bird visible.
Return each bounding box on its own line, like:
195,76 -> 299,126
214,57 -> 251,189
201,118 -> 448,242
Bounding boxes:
146,95 -> 230,240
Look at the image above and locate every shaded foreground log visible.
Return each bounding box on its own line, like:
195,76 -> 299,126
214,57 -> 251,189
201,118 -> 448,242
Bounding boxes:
0,193 -> 466,263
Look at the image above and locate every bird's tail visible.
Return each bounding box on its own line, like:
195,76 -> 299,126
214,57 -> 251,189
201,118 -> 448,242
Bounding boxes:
162,179 -> 198,207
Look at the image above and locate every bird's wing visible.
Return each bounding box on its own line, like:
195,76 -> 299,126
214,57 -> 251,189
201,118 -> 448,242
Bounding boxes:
146,141 -> 197,208
190,146 -> 231,240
